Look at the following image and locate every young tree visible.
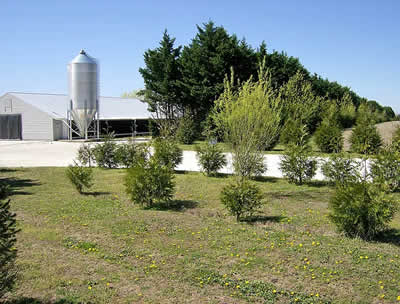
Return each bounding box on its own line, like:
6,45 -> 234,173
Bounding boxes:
350,103 -> 382,154
139,30 -> 183,121
213,62 -> 281,178
0,199 -> 18,299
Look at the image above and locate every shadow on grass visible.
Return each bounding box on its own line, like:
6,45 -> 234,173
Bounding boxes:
0,168 -> 18,173
252,176 -> 279,183
241,215 -> 286,224
4,298 -> 77,304
375,228 -> 400,247
0,177 -> 40,196
81,191 -> 111,196
307,180 -> 331,188
149,199 -> 198,212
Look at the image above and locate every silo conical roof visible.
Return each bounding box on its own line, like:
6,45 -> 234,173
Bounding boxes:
70,49 -> 97,64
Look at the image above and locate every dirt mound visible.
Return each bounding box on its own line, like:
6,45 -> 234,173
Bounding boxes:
343,121 -> 400,151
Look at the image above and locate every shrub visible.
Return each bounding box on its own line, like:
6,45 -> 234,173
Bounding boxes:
0,199 -> 18,299
350,104 -> 382,154
370,147 -> 400,192
314,118 -> 343,153
0,182 -> 11,200
321,153 -> 360,185
93,135 -> 118,168
66,161 -> 93,193
220,179 -> 263,221
196,142 -> 227,176
77,144 -> 95,167
280,119 -> 310,146
176,114 -> 197,144
125,158 -> 175,208
233,150 -> 266,179
392,125 -> 400,151
115,140 -> 149,168
329,181 -> 398,240
152,138 -> 182,169
280,144 -> 317,185
212,63 -> 281,178
338,93 -> 356,128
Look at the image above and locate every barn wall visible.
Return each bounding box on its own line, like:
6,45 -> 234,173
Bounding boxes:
0,94 -> 54,140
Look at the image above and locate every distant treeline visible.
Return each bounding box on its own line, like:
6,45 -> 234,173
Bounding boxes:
138,21 -> 395,134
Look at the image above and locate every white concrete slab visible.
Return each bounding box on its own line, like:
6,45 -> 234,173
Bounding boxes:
0,140 -> 330,180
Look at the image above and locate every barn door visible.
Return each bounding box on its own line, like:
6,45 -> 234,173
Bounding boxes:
0,114 -> 22,139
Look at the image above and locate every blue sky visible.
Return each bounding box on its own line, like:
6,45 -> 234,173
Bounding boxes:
1,0 -> 399,112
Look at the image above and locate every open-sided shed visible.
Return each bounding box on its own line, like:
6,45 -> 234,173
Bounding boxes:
0,92 -> 151,140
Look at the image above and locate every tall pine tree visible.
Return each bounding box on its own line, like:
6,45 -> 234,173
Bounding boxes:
139,30 -> 183,120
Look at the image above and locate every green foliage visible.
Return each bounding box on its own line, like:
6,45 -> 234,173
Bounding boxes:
233,152 -> 266,180
213,63 -> 280,178
329,181 -> 398,240
370,146 -> 400,192
220,179 -> 263,221
280,71 -> 323,134
180,21 -> 257,123
314,117 -> 343,153
139,30 -> 183,120
280,144 -> 317,185
321,153 -> 360,185
338,93 -> 356,128
176,114 -> 197,144
77,144 -> 95,167
195,142 -> 227,176
0,182 -> 11,200
0,199 -> 18,299
280,126 -> 316,185
152,138 -> 183,169
125,158 -> 175,208
66,161 -> 93,194
392,125 -> 400,150
115,140 -> 149,168
93,134 -> 118,168
280,119 -> 310,146
350,104 -> 382,154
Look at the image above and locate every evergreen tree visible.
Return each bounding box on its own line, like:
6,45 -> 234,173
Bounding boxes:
0,199 -> 18,298
139,30 -> 183,120
180,21 -> 257,123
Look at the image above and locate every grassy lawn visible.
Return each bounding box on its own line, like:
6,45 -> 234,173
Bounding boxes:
1,168 -> 400,303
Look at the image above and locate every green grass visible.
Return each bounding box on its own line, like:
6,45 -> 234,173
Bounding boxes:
1,167 -> 400,303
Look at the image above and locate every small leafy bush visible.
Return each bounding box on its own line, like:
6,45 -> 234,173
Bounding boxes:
125,158 -> 175,208
0,199 -> 19,299
280,144 -> 317,185
176,114 -> 197,144
370,147 -> 400,192
152,138 -> 182,169
196,142 -> 227,176
329,181 -> 398,240
77,144 -> 95,167
314,118 -> 343,153
0,182 -> 11,200
93,135 -> 118,169
221,179 -> 263,221
321,153 -> 360,185
280,119 -> 310,146
392,125 -> 400,151
233,151 -> 266,179
115,140 -> 149,168
350,104 -> 382,154
66,161 -> 93,193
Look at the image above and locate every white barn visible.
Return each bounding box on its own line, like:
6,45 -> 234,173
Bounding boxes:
0,92 -> 151,140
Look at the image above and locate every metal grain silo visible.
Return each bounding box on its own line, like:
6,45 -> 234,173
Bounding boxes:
68,49 -> 99,139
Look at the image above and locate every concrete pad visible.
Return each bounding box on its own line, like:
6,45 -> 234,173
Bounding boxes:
0,140 -> 327,180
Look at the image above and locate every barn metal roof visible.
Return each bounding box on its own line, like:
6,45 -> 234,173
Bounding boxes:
5,92 -> 151,120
